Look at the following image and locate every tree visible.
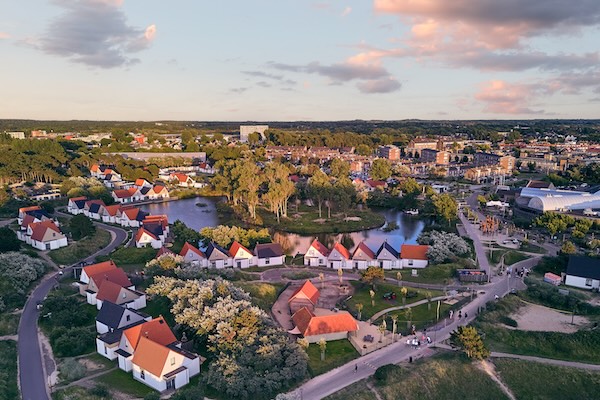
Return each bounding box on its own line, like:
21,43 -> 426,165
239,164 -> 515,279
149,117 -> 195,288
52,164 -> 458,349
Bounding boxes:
69,214 -> 95,240
356,303 -> 364,320
561,241 -> 577,255
356,144 -> 371,156
419,231 -> 469,264
337,268 -> 343,284
391,314 -> 398,342
361,266 -> 384,287
330,158 -> 350,179
426,291 -> 433,310
449,325 -> 490,360
370,289 -> 376,307
297,338 -> 309,350
527,161 -> 537,172
404,307 -> 412,329
477,195 -> 487,207
0,227 -> 20,252
319,273 -> 325,289
370,159 -> 392,181
396,271 -> 402,287
318,338 -> 327,361
378,320 -> 387,343
400,287 -> 408,305
307,170 -> 331,219
432,194 -> 458,225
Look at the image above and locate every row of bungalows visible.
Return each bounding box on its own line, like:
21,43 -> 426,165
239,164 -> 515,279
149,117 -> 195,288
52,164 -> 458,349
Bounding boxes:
304,239 -> 429,270
78,261 -> 147,310
16,206 -> 68,250
134,216 -> 170,249
90,164 -> 123,188
177,241 -> 285,268
112,183 -> 169,204
68,197 -> 153,227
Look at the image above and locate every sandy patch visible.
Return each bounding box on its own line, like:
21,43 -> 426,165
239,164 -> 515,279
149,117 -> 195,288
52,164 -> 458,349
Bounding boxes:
79,358 -> 105,372
312,218 -> 326,224
510,303 -> 589,333
344,217 -> 362,221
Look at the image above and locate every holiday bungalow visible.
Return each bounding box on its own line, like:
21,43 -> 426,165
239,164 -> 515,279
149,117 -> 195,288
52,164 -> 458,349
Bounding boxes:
565,256 -> 600,290
20,220 -> 68,251
376,241 -> 400,269
112,188 -> 143,204
100,204 -> 123,224
400,244 -> 429,269
135,227 -> 163,249
304,239 -> 330,267
179,242 -> 206,266
351,242 -> 376,270
205,242 -> 232,269
229,241 -> 255,268
119,207 -> 149,228
67,197 -> 88,215
254,242 -> 285,267
288,280 -> 320,314
327,242 -> 351,269
96,301 -> 151,334
84,199 -> 105,220
290,307 -> 359,343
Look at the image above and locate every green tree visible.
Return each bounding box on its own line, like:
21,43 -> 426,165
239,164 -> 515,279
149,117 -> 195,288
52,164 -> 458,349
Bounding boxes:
370,159 -> 392,181
318,338 -> 327,361
330,158 -> 350,179
432,194 -> 458,225
356,144 -> 371,156
0,227 -> 20,252
69,214 -> 95,240
477,195 -> 487,207
404,307 -> 412,329
561,241 -> 577,255
307,169 -> 331,219
449,325 -> 490,360
361,266 -> 385,287
356,303 -> 363,320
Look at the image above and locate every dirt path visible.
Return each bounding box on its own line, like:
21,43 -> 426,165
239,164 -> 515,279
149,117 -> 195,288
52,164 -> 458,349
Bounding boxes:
366,381 -> 383,400
491,352 -> 600,371
478,360 -> 516,400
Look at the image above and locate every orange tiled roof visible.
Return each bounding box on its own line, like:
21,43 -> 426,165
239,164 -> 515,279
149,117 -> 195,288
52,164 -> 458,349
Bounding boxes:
229,241 -> 252,258
122,208 -> 140,219
96,280 -> 127,303
309,239 -> 330,257
292,307 -> 358,337
131,336 -> 171,378
29,220 -> 61,242
123,317 -> 176,350
82,261 -> 118,279
89,267 -> 132,289
352,242 -> 376,260
400,244 -> 429,260
332,242 -> 351,260
179,242 -> 205,258
102,204 -> 122,216
19,205 -> 42,214
288,280 -> 320,305
135,227 -> 158,242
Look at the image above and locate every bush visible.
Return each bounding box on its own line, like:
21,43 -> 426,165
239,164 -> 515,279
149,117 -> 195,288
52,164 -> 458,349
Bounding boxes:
374,364 -> 400,382
60,358 -> 86,381
49,327 -> 95,357
144,393 -> 161,400
499,316 -> 518,327
170,386 -> 205,400
89,384 -> 110,398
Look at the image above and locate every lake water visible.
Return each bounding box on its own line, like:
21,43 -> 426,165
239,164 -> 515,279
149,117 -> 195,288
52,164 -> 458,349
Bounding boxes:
141,197 -> 427,255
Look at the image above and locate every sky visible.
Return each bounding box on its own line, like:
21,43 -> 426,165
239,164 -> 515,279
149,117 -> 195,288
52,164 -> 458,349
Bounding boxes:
1,0 -> 600,121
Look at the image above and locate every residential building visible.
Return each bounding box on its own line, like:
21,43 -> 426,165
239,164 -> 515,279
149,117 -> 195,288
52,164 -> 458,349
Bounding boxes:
179,242 -> 206,266
565,256 -> 600,290
288,280 -> 320,314
327,242 -> 351,269
229,241 -> 254,269
351,242 -> 376,270
290,307 -> 359,343
378,145 -> 400,160
400,244 -> 429,269
95,301 -> 150,334
376,241 -> 399,269
254,243 -> 284,267
67,197 -> 88,215
420,149 -> 450,165
19,220 -> 68,251
304,239 -> 330,267
205,242 -> 232,268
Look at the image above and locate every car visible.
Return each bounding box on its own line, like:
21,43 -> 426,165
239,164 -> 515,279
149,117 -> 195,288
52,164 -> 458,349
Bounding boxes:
512,239 -> 520,244
502,240 -> 510,244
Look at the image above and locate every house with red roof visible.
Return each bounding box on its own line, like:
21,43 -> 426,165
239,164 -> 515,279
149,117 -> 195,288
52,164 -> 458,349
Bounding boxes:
366,179 -> 387,192
179,242 -> 206,266
288,280 -> 320,314
135,227 -> 163,249
290,307 -> 359,343
170,173 -> 196,188
304,239 -> 330,267
351,242 -> 376,270
112,187 -> 143,204
119,207 -> 149,228
79,261 -> 119,285
134,178 -> 153,189
20,220 -> 68,251
229,241 -> 254,268
95,279 -> 147,310
99,204 -> 123,224
400,244 -> 429,269
146,185 -> 169,200
115,317 -> 201,392
327,242 -> 352,269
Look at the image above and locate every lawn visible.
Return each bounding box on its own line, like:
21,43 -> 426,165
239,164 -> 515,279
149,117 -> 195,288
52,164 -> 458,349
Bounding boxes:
518,242 -> 546,254
0,313 -> 19,336
325,352 -> 507,400
494,358 -> 600,400
0,340 -> 18,400
347,281 -> 442,320
49,228 -> 111,266
95,246 -> 156,267
387,263 -> 460,285
237,282 -> 284,311
306,339 -> 359,377
378,302 -> 452,335
281,270 -> 318,280
95,369 -> 156,398
487,249 -> 529,266
52,386 -> 106,400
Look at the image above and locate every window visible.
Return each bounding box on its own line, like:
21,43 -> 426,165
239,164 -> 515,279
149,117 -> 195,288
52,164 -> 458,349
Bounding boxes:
126,315 -> 130,322
104,347 -> 107,354
140,370 -> 145,380
265,259 -> 270,265
170,357 -> 175,366
319,259 -> 323,264
354,262 -> 358,268
586,278 -> 593,286
408,259 -> 414,266
211,261 -> 216,268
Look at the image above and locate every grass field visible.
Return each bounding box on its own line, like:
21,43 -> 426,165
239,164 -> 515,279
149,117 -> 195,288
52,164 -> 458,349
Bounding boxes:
0,340 -> 18,400
388,263 -> 460,285
325,382 -> 378,400
327,352 -> 507,400
306,339 -> 359,377
494,358 -> 600,400
488,249 -> 529,266
237,282 -> 284,311
347,281 -> 442,320
378,301 -> 452,334
49,228 -> 111,266
95,246 -> 156,267
95,369 -> 156,398
52,386 -> 106,400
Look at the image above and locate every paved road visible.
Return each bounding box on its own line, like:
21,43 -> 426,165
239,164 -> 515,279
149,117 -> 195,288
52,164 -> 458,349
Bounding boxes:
18,222 -> 127,400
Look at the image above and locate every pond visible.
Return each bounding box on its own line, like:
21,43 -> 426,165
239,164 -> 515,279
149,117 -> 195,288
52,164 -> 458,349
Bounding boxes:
141,197 -> 427,255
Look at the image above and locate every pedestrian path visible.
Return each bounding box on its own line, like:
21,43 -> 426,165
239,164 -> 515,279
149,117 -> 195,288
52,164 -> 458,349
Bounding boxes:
369,295 -> 448,322
490,352 -> 600,371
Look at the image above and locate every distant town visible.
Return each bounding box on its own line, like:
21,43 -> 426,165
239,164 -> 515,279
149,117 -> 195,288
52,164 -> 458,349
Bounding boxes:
1,119 -> 600,400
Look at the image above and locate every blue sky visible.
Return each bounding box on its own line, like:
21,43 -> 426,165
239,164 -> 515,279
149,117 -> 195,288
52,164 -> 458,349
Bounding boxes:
1,0 -> 600,121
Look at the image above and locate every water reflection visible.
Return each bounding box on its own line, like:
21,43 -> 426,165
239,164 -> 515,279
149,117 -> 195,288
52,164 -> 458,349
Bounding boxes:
140,197 -> 427,254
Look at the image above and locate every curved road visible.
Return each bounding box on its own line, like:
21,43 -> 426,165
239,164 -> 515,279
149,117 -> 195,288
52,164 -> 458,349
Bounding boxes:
18,222 -> 127,400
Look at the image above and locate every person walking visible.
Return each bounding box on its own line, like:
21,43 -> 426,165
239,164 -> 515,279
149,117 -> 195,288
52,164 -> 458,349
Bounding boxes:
354,364 -> 358,373
465,312 -> 468,319
458,310 -> 462,319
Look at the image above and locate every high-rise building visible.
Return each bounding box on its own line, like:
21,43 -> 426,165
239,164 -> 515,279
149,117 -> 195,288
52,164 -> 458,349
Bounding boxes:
379,145 -> 400,160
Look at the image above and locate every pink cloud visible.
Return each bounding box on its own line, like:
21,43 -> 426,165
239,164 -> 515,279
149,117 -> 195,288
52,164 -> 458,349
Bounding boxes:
0,32 -> 10,39
475,80 -> 547,114
341,6 -> 352,17
144,24 -> 157,41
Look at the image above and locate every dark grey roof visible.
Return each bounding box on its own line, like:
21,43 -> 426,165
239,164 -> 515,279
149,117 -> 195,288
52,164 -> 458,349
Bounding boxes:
143,222 -> 164,237
140,187 -> 151,195
254,243 -> 283,258
206,242 -> 229,258
27,209 -> 51,220
376,241 -> 399,259
74,199 -> 86,209
96,301 -> 127,329
136,210 -> 150,222
567,256 -> 600,280
89,203 -> 102,213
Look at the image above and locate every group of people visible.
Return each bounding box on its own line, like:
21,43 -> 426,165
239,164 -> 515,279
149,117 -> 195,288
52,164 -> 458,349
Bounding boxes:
449,309 -> 468,320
